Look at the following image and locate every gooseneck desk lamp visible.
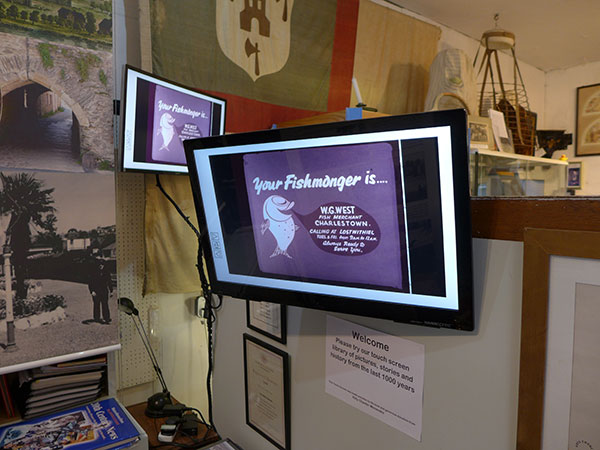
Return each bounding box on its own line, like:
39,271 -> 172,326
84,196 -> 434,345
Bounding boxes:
118,297 -> 173,417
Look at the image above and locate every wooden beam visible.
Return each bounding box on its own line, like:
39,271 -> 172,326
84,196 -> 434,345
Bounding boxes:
471,197 -> 600,241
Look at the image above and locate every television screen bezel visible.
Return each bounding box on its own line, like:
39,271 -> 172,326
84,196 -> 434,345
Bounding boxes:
119,64 -> 226,174
184,109 -> 473,330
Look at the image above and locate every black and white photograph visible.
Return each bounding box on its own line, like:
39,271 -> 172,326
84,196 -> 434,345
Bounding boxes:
0,170 -> 117,370
468,116 -> 495,150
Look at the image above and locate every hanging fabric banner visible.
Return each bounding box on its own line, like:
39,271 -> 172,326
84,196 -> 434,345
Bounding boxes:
150,0 -> 359,132
0,171 -> 119,373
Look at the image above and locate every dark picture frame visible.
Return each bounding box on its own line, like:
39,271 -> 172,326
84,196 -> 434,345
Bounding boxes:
246,300 -> 287,344
567,161 -> 583,189
517,229 -> 600,450
575,83 -> 600,156
243,334 -> 290,450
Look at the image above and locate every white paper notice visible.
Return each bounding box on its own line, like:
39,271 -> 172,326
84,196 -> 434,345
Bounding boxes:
325,315 -> 424,441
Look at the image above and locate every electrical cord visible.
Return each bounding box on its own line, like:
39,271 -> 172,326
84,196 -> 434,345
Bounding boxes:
154,174 -> 218,434
155,174 -> 201,239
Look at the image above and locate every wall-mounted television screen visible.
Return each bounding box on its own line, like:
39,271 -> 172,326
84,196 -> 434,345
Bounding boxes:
119,65 -> 226,174
184,109 -> 474,330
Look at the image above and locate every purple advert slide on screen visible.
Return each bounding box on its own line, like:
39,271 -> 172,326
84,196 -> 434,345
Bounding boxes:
243,142 -> 409,292
149,85 -> 212,164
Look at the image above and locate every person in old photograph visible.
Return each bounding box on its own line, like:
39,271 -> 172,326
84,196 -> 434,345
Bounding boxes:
85,259 -> 113,325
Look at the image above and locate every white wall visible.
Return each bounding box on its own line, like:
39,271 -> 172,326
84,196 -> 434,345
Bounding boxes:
213,239 -> 524,450
545,62 -> 600,195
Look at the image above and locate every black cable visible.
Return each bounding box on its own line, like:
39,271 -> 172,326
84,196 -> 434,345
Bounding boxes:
155,174 -> 201,239
154,174 -> 218,434
212,294 -> 223,311
188,407 -> 209,428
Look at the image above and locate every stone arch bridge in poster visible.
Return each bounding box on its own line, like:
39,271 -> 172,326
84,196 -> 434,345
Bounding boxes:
0,32 -> 113,173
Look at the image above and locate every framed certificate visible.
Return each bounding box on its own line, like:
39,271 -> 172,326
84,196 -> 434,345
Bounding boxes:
246,300 -> 287,344
243,334 -> 290,450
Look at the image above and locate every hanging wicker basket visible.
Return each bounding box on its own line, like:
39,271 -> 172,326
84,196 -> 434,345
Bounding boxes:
475,28 -> 537,156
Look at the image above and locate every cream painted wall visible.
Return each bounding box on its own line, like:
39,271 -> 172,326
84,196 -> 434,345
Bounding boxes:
545,62 -> 600,195
213,239 -> 524,450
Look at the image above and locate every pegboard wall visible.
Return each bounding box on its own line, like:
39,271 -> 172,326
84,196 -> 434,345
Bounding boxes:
115,172 -> 162,389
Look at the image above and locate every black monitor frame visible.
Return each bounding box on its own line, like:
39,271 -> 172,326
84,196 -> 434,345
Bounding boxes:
184,109 -> 473,330
119,65 -> 226,174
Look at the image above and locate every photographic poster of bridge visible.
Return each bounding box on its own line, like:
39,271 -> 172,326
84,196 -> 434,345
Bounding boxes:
0,0 -> 113,173
0,170 -> 118,372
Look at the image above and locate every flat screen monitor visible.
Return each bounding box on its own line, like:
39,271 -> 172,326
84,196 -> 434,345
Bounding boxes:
184,109 -> 473,330
119,65 -> 226,174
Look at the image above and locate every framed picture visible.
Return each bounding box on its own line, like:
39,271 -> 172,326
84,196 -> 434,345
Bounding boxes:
243,334 -> 290,450
567,161 -> 583,189
517,229 -> 600,450
575,83 -> 600,156
468,116 -> 495,150
488,109 -> 514,152
246,301 -> 287,344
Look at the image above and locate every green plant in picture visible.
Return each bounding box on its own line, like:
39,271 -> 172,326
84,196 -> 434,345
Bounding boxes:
97,159 -> 113,171
60,68 -> 66,80
88,53 -> 101,65
0,173 -> 56,300
75,57 -> 89,81
29,10 -> 39,24
75,53 -> 102,82
7,5 -> 18,19
85,11 -> 95,34
38,43 -> 54,69
98,68 -> 107,86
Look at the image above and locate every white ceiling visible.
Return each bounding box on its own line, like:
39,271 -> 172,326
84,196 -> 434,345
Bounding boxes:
387,0 -> 600,72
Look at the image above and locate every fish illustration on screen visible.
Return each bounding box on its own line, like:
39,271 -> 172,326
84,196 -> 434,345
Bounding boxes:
261,195 -> 298,258
157,112 -> 176,151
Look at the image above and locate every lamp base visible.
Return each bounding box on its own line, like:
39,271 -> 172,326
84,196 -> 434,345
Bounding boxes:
145,391 -> 173,418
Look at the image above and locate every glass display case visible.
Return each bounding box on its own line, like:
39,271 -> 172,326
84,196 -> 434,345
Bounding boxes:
470,149 -> 568,197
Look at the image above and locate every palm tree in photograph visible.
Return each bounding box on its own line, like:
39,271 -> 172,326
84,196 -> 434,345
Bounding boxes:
0,173 -> 56,300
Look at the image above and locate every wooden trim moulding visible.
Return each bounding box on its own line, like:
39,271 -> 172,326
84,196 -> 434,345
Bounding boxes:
471,197 -> 600,241
517,228 -> 600,450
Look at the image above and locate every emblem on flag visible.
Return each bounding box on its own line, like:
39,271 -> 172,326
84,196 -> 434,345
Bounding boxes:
217,0 -> 294,82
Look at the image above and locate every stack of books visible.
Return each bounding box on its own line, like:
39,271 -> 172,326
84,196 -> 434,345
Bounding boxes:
0,374 -> 16,419
17,355 -> 107,419
0,398 -> 141,450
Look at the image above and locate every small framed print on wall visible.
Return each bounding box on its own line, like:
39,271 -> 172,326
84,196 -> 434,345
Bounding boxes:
576,83 -> 600,156
243,334 -> 290,450
246,300 -> 287,344
567,161 -> 583,190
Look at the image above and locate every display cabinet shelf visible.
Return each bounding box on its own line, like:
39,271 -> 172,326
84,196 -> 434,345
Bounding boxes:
470,149 -> 568,197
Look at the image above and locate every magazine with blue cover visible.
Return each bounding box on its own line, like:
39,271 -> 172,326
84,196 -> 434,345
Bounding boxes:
0,398 -> 139,450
